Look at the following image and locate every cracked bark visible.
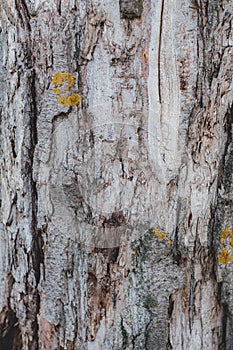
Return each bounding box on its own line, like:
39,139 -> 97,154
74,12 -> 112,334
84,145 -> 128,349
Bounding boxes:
0,0 -> 232,349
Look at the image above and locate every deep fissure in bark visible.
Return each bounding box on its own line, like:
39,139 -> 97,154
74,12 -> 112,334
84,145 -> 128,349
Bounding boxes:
0,307 -> 22,350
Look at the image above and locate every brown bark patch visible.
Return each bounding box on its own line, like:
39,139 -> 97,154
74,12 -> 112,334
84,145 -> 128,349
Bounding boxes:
87,247 -> 122,341
38,316 -> 59,350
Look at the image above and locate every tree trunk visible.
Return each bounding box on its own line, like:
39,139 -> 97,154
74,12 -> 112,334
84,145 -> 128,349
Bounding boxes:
0,0 -> 232,349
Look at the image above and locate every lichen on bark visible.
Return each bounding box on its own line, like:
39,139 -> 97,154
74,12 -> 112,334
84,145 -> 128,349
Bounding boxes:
0,0 -> 232,349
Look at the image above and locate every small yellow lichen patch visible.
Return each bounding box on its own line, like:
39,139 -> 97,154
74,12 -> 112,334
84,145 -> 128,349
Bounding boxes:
153,227 -> 172,245
52,72 -> 81,107
153,228 -> 167,240
57,95 -> 68,106
218,247 -> 232,265
53,87 -> 61,95
156,232 -> 167,240
57,94 -> 81,107
220,227 -> 233,243
52,72 -> 74,88
66,93 -> 81,106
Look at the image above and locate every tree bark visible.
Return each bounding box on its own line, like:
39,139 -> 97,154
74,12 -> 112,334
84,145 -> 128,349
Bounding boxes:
0,0 -> 232,349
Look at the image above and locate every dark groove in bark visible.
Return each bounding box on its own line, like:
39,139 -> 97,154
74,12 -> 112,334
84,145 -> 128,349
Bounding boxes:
0,275 -> 22,349
0,308 -> 22,350
188,255 -> 195,333
121,316 -> 129,349
158,0 -> 164,105
15,0 -> 31,31
220,303 -> 230,350
166,291 -> 175,349
29,67 -> 41,350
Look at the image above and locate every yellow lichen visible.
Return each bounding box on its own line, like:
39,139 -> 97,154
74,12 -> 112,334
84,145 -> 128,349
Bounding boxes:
53,87 -> 61,95
218,247 -> 232,265
57,93 -> 81,107
57,95 -> 68,106
153,227 -> 172,244
52,72 -> 74,88
154,230 -> 167,240
158,232 -> 167,240
66,93 -> 81,106
52,72 -> 81,107
220,227 -> 233,243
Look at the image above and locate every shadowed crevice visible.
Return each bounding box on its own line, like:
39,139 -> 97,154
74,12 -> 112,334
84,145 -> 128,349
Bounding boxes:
0,308 -> 22,350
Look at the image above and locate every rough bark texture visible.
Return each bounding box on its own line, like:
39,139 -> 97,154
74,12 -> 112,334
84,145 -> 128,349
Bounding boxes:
0,0 -> 232,349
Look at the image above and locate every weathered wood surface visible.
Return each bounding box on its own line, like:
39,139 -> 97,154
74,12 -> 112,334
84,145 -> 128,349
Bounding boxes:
0,0 -> 232,349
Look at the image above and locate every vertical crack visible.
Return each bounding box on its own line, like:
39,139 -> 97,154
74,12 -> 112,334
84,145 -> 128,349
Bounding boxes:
29,68 -> 42,350
158,0 -> 164,105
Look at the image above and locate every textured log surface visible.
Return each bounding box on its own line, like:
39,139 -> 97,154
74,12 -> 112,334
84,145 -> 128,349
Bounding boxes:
0,0 -> 232,349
